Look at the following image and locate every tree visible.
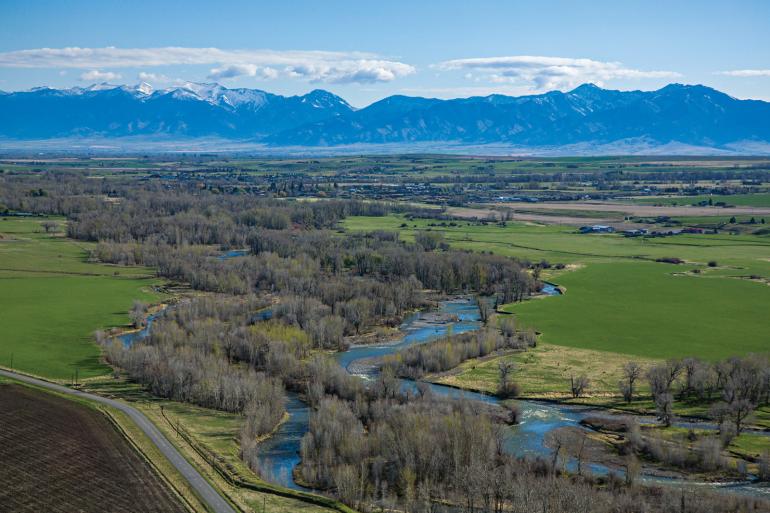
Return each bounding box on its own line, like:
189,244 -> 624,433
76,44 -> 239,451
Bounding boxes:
567,431 -> 589,476
680,357 -> 703,399
625,453 -> 640,485
497,361 -> 518,398
709,402 -> 730,433
549,431 -> 566,472
499,315 -> 516,340
729,399 -> 755,435
41,220 -> 59,233
414,230 -> 444,251
655,392 -> 674,427
570,374 -> 589,398
759,450 -> 770,481
476,295 -> 491,326
620,361 -> 642,403
646,359 -> 683,399
129,300 -> 148,328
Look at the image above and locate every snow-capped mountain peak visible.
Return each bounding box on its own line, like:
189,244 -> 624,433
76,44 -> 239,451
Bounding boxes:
2,83 -> 768,151
84,82 -> 120,92
136,82 -> 153,95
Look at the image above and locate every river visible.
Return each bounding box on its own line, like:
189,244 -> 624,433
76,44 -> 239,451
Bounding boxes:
253,292 -> 770,498
119,282 -> 769,498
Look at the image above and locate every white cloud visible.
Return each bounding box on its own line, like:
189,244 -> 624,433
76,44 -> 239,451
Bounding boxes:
435,55 -> 680,90
718,69 -> 770,77
79,69 -> 122,82
137,71 -> 173,83
207,64 -> 279,80
0,46 -> 415,84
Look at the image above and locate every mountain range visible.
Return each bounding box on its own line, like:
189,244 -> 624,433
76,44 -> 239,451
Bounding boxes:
1,82 -> 770,152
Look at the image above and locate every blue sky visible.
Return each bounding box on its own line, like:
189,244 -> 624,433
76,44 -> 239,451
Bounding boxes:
1,0 -> 769,106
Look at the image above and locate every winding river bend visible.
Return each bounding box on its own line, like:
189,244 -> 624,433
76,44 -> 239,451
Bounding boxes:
254,293 -> 770,498
119,282 -> 770,498
255,296 -> 619,491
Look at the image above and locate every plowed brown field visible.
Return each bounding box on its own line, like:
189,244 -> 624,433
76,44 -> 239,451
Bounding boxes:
0,384 -> 187,513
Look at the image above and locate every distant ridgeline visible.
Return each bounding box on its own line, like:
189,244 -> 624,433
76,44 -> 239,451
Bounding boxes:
1,82 -> 770,152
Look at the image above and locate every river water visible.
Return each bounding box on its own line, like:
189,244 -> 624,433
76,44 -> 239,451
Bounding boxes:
255,295 -> 619,490
119,279 -> 769,498
254,292 -> 770,498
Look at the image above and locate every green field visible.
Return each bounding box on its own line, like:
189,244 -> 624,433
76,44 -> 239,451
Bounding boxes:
503,261 -> 769,360
344,214 -> 770,360
634,193 -> 770,208
0,218 -> 164,380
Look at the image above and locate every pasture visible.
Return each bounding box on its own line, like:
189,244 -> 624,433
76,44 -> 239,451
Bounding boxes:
343,214 -> 770,360
0,217 -> 164,380
634,193 -> 770,208
503,261 -> 770,360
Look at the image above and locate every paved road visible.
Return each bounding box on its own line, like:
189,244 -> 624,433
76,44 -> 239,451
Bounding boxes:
0,369 -> 237,513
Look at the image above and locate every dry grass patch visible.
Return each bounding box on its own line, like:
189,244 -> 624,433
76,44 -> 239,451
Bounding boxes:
432,343 -> 659,399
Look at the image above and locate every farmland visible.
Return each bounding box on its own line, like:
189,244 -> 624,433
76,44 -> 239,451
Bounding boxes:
0,217 -> 164,380
343,214 -> 770,360
503,260 -> 770,360
633,192 -> 770,207
0,383 -> 187,513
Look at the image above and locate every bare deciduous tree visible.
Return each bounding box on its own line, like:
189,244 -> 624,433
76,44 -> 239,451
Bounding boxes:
476,295 -> 491,326
129,300 -> 148,328
498,360 -> 519,398
620,361 -> 642,403
41,220 -> 59,233
570,374 -> 589,398
655,392 -> 674,427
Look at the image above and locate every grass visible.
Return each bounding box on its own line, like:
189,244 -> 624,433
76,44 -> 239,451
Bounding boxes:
434,343 -> 658,397
344,214 -> 770,361
0,217 -> 165,380
343,215 -> 770,272
728,432 -> 770,460
503,261 -> 770,360
633,193 -> 770,208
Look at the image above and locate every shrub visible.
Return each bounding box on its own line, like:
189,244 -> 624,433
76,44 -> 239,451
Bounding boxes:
655,257 -> 684,264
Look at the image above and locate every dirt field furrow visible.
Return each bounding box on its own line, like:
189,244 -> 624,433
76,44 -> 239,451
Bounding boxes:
0,384 -> 188,513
